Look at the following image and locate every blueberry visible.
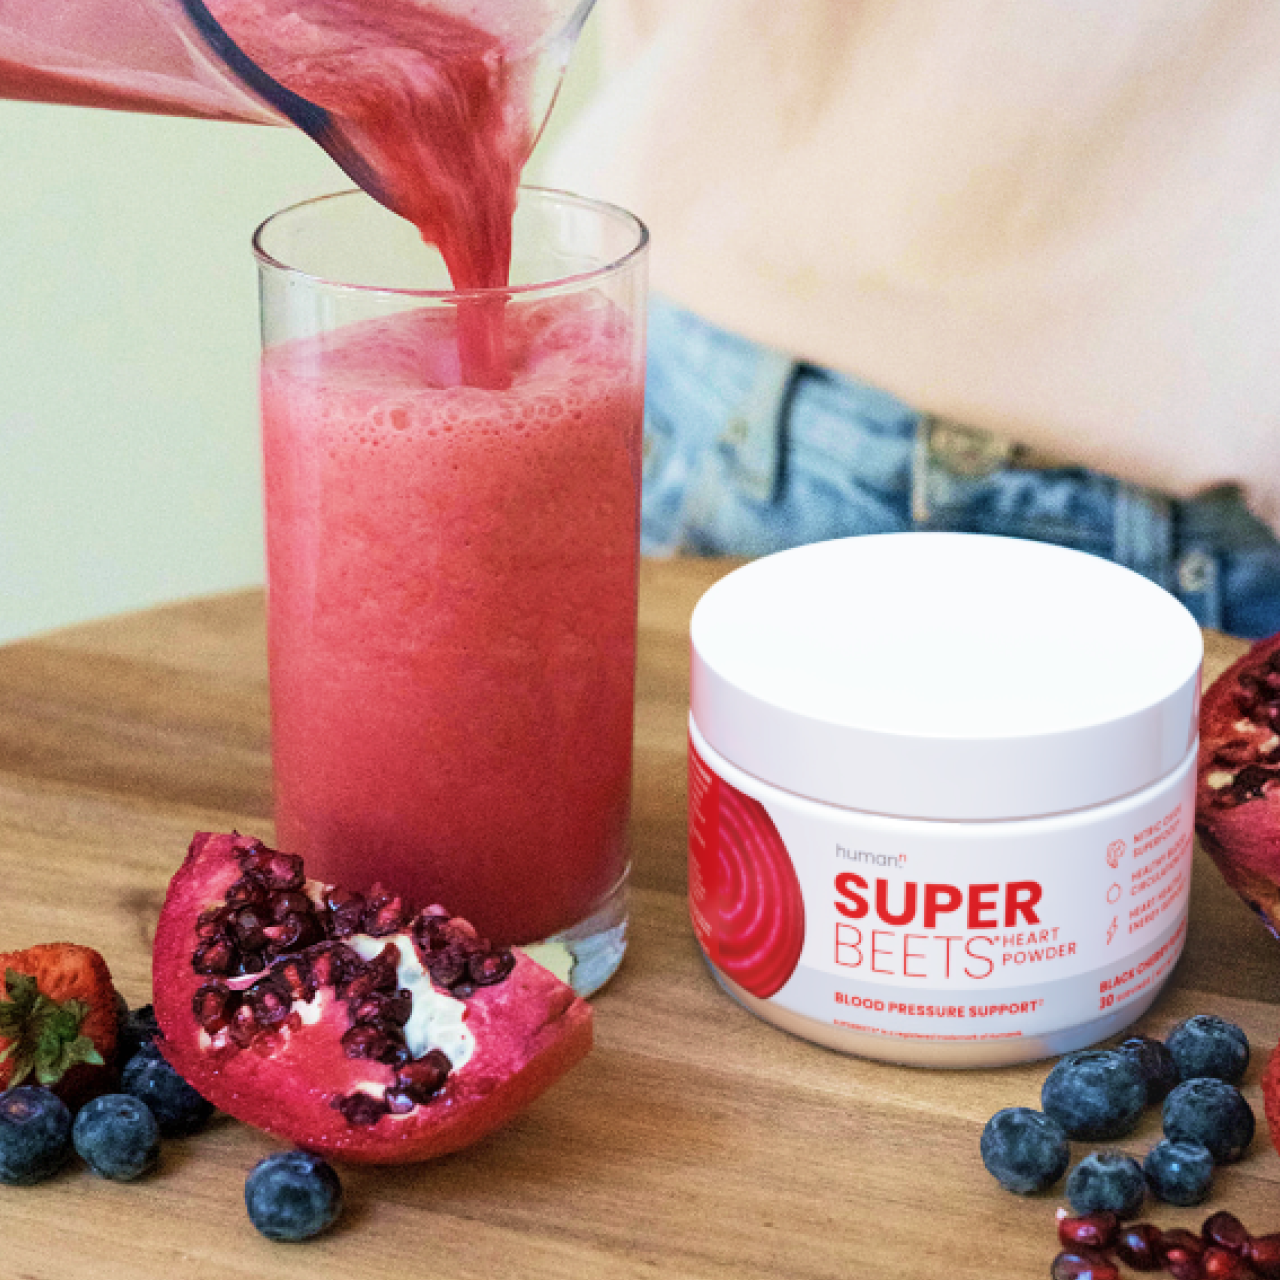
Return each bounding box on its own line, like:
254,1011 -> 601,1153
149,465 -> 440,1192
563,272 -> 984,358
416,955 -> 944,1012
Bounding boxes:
1142,1138 -> 1214,1206
1041,1050 -> 1146,1140
73,1094 -> 160,1181
118,1004 -> 161,1063
121,1046 -> 214,1137
1162,1077 -> 1255,1164
1166,1015 -> 1250,1085
1066,1150 -> 1146,1219
0,1087 -> 72,1186
245,1150 -> 344,1242
1115,1034 -> 1180,1103
979,1106 -> 1069,1194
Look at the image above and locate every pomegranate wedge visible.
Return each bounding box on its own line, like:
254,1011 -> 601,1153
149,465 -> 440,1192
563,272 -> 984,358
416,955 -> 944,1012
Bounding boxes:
153,832 -> 592,1164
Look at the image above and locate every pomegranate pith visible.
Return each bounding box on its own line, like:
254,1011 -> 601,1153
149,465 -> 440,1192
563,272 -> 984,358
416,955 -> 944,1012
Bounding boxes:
153,832 -> 593,1164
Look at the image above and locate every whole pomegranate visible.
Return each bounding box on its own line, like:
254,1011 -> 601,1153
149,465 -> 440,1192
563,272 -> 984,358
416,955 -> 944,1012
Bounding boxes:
152,832 -> 592,1163
1196,631 -> 1280,935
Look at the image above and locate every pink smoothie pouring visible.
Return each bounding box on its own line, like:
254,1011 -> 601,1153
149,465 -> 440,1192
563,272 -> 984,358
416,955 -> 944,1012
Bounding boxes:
263,296 -> 643,946
208,0 -> 534,386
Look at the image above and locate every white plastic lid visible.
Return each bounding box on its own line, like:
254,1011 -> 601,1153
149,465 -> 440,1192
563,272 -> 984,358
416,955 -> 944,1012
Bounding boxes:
690,533 -> 1203,820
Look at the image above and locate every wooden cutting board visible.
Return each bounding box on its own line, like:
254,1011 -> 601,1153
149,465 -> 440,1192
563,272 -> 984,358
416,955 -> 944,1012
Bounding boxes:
0,557 -> 1271,1279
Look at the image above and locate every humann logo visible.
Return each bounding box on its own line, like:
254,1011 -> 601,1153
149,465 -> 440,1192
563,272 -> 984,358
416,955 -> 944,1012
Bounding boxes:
835,844 -> 905,870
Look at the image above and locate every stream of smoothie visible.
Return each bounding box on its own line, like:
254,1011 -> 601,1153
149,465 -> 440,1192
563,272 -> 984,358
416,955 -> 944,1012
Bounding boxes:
208,0 -> 534,386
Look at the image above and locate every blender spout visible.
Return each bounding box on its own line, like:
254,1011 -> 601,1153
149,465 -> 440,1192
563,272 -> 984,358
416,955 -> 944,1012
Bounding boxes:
524,0 -> 599,157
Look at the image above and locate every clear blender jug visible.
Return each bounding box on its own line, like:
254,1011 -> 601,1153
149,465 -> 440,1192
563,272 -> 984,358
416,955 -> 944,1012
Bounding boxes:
0,0 -> 595,186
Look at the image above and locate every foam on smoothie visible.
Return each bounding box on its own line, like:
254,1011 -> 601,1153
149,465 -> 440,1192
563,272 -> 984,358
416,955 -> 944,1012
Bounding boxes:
261,293 -> 644,944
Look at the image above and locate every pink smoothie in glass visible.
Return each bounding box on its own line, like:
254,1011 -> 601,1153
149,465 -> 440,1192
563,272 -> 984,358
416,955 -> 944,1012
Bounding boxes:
262,295 -> 643,945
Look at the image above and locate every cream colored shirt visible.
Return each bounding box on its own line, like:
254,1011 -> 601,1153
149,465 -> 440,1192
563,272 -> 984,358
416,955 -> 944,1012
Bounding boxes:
546,0 -> 1280,534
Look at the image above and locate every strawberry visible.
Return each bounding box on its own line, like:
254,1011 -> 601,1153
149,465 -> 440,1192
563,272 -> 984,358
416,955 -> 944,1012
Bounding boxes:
0,944 -> 118,1107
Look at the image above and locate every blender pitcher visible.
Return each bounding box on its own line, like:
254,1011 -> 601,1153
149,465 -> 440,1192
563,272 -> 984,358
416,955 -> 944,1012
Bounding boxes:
0,0 -> 595,173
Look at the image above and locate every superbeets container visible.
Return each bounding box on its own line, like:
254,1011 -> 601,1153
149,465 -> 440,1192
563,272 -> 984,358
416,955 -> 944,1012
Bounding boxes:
688,533 -> 1203,1067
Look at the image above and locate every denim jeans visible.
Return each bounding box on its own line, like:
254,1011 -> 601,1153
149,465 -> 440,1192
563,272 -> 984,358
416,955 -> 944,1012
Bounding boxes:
642,298 -> 1280,639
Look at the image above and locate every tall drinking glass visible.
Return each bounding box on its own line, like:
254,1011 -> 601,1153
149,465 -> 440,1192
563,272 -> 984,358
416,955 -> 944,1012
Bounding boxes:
254,188 -> 648,995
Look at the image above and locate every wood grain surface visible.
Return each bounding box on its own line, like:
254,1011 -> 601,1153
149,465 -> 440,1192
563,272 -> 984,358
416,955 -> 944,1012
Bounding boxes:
0,557 -> 1271,1279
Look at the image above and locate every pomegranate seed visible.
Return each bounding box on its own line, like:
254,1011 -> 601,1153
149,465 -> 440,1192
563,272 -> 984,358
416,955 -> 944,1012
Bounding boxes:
270,891 -> 314,922
1202,1247 -> 1248,1280
1059,1214 -> 1119,1252
379,1038 -> 411,1068
250,1029 -> 285,1057
262,853 -> 305,890
443,918 -> 481,948
238,849 -> 271,874
349,990 -> 413,1027
336,1092 -> 387,1127
1162,1232 -> 1207,1280
362,885 -> 407,937
1213,741 -> 1255,768
309,942 -> 363,989
225,877 -> 267,907
233,950 -> 266,976
341,1025 -> 393,1060
1250,1235 -> 1280,1279
325,887 -> 366,939
384,1088 -> 416,1115
247,977 -> 292,1028
1203,1212 -> 1252,1255
1051,1250 -> 1119,1280
192,938 -> 236,977
469,950 -> 515,987
412,912 -> 451,952
1114,1224 -> 1163,1272
241,848 -> 304,891
1162,1230 -> 1206,1262
229,1002 -> 259,1048
231,905 -> 270,951
274,955 -> 316,1002
195,906 -> 231,940
384,989 -> 413,1024
451,981 -> 476,999
264,911 -> 320,954
324,885 -> 362,912
348,995 -> 386,1025
192,982 -> 239,1034
396,1050 -> 451,1104
426,948 -> 468,988
366,945 -> 400,986
340,961 -> 397,1003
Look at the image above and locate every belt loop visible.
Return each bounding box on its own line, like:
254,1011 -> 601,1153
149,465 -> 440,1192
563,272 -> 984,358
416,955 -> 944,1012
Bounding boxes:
718,351 -> 797,504
1113,483 -> 1175,592
912,417 -> 1014,527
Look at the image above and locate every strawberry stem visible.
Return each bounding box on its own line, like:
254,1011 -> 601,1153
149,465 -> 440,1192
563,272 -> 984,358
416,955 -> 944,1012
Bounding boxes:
0,968 -> 104,1088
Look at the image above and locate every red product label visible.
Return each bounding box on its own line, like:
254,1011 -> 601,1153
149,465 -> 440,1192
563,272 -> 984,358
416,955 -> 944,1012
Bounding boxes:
688,738 -> 720,961
688,735 -> 806,998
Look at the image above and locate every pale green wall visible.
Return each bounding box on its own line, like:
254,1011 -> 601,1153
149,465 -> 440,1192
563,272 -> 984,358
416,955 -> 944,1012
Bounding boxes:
0,20 -> 600,644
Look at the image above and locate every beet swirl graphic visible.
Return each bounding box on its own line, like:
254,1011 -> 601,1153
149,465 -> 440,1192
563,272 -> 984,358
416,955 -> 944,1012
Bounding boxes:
710,781 -> 806,998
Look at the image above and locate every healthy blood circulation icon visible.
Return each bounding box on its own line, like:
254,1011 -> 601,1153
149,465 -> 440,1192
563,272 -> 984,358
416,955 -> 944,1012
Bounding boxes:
689,741 -> 805,998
